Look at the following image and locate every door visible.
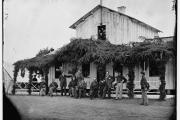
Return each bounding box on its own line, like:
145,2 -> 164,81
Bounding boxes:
97,64 -> 106,82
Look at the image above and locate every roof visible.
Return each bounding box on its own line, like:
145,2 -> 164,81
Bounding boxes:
69,5 -> 161,32
146,36 -> 174,42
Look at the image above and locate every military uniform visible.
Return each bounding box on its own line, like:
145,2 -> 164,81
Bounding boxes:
98,80 -> 106,98
103,76 -> 113,99
140,76 -> 149,105
39,81 -> 46,96
59,75 -> 67,96
78,80 -> 87,98
49,81 -> 58,96
89,80 -> 98,99
115,75 -> 127,99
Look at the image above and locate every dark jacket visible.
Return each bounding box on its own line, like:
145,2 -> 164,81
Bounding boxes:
90,80 -> 98,90
140,76 -> 149,90
116,75 -> 127,83
105,76 -> 114,88
59,75 -> 67,87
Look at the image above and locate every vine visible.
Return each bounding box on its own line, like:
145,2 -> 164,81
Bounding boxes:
126,66 -> 135,99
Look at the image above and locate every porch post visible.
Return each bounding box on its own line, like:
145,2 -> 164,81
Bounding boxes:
126,65 -> 135,99
12,66 -> 19,95
28,68 -> 33,95
43,67 -> 49,95
159,60 -> 166,100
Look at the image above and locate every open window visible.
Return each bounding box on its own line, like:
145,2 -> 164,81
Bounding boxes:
82,63 -> 90,77
55,63 -> 62,78
98,25 -> 106,40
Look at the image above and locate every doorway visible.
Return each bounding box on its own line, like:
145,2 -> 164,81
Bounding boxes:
97,64 -> 106,82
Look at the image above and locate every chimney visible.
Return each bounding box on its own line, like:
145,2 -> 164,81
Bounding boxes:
117,6 -> 126,14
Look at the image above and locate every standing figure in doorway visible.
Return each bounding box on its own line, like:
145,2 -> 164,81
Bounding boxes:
140,71 -> 150,106
59,72 -> 67,96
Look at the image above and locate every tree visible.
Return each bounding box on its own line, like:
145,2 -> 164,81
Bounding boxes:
36,47 -> 54,57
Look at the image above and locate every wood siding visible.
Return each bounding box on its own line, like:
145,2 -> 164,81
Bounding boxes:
76,8 -> 158,44
48,59 -> 175,90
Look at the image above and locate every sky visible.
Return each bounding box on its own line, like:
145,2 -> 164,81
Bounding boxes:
3,0 -> 176,64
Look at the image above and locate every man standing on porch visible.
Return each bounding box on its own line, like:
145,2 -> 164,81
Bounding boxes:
103,71 -> 114,99
140,71 -> 149,106
115,72 -> 127,100
59,72 -> 67,96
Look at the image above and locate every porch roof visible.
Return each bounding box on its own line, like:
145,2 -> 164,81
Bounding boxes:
13,38 -> 175,71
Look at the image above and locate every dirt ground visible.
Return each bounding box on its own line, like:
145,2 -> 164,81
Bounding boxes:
7,95 -> 175,120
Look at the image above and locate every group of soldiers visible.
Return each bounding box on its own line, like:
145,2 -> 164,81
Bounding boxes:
39,69 -> 150,106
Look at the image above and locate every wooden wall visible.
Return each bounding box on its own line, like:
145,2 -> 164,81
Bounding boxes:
48,59 -> 175,90
76,8 -> 159,45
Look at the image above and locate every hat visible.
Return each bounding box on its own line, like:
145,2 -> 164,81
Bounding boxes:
141,71 -> 145,75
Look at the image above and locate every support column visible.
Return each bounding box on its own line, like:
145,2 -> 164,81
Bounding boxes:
28,68 -> 33,95
43,67 -> 49,95
12,66 -> 19,95
126,65 -> 135,99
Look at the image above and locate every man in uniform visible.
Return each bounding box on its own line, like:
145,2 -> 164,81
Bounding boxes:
140,71 -> 149,106
59,72 -> 67,96
98,79 -> 106,98
49,79 -> 58,97
89,78 -> 99,99
78,79 -> 87,98
39,77 -> 46,96
115,72 -> 127,100
103,71 -> 114,99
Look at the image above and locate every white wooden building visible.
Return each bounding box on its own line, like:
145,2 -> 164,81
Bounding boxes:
47,5 -> 175,92
16,5 -> 175,93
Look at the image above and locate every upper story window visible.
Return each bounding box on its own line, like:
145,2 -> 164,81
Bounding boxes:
98,25 -> 106,40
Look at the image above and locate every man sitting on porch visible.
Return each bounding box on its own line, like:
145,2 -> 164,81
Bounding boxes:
49,79 -> 58,97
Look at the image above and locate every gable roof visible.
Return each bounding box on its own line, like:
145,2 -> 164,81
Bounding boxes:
69,5 -> 161,32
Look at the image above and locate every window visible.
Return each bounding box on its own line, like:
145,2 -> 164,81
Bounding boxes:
149,61 -> 165,77
98,25 -> 106,40
55,63 -> 62,78
82,63 -> 90,77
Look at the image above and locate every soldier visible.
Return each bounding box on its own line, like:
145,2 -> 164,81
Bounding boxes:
75,69 -> 84,83
140,71 -> 149,106
98,79 -> 106,98
59,72 -> 67,96
39,77 -> 46,96
115,72 -> 127,100
68,76 -> 77,97
78,79 -> 87,98
49,79 -> 58,97
89,78 -> 99,99
102,71 -> 114,99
